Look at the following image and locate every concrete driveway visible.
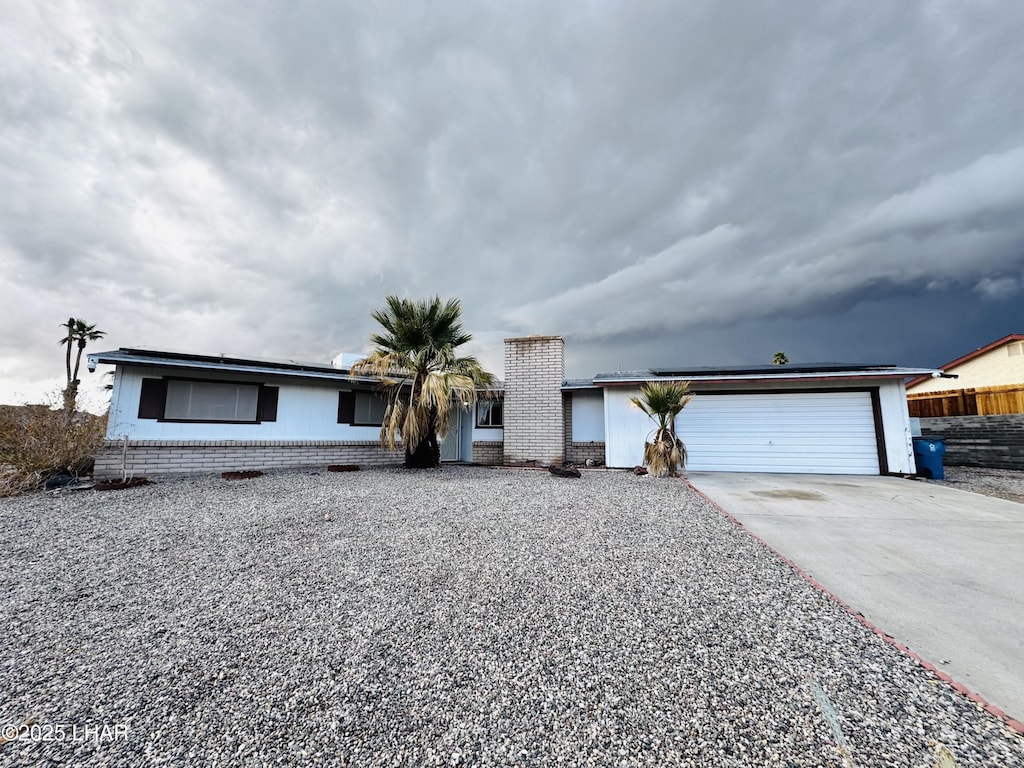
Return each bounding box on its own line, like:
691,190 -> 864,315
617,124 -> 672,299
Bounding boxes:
687,472 -> 1024,725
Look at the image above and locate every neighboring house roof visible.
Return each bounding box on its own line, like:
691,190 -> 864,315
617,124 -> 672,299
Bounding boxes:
88,347 -> 506,392
590,362 -> 941,386
905,334 -> 1024,389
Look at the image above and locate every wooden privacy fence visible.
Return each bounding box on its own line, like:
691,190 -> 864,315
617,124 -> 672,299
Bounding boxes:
907,384 -> 1024,417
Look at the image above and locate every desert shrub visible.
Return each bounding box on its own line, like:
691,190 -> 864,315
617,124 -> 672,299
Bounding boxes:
0,401 -> 107,497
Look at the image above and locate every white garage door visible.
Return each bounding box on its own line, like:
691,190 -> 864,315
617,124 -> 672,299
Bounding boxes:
677,391 -> 880,474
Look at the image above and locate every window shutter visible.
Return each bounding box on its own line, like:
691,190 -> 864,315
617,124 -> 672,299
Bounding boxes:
338,391 -> 355,424
138,378 -> 167,419
258,386 -> 279,422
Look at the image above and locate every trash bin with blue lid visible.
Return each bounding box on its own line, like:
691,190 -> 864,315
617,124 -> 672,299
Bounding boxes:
912,436 -> 946,480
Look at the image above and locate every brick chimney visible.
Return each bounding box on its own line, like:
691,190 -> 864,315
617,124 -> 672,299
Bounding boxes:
503,335 -> 565,466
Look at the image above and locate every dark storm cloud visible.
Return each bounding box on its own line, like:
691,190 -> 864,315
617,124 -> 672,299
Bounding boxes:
2,0 -> 1023,404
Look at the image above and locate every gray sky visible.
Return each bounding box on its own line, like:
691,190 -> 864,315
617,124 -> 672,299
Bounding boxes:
3,1 -> 1023,409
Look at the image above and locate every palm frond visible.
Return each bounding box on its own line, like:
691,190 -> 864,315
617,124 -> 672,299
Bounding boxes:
634,381 -> 693,476
353,295 -> 495,467
380,398 -> 406,451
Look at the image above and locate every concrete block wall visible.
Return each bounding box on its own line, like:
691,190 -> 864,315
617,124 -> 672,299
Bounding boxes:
566,442 -> 606,465
503,336 -> 565,466
563,393 -> 606,465
919,415 -> 1024,470
94,440 -> 403,480
470,441 -> 503,465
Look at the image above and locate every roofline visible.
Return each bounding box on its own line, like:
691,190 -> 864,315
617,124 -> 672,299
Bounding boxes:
92,346 -> 346,371
88,348 -> 504,392
905,333 -> 1024,388
595,369 -> 942,386
88,348 -> 389,384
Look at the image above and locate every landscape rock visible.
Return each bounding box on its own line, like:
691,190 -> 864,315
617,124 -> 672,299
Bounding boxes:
549,465 -> 582,478
43,472 -> 75,490
221,470 -> 264,480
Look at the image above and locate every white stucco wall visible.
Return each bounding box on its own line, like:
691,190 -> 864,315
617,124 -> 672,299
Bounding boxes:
908,341 -> 1024,393
106,365 -> 383,441
604,388 -> 658,469
107,365 -> 508,449
877,378 -> 915,473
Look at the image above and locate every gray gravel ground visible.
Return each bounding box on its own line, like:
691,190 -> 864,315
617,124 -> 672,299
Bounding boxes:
930,465 -> 1024,504
2,465 -> 1022,767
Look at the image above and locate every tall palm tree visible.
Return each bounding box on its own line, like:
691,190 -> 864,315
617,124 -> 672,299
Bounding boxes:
630,381 -> 693,477
59,318 -> 105,411
350,296 -> 495,468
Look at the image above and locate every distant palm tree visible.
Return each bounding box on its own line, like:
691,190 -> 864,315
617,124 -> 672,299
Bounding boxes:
60,318 -> 105,411
350,296 -> 494,468
772,351 -> 790,365
631,381 -> 693,477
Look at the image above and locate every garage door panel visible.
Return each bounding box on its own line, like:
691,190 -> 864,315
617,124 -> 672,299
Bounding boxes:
687,423 -> 877,436
676,391 -> 879,474
687,438 -> 876,450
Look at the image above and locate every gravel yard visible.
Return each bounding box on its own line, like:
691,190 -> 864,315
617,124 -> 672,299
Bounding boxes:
2,466 -> 1022,768
930,465 -> 1024,504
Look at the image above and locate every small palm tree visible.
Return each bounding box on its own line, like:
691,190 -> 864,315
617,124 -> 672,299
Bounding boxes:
59,318 -> 106,411
631,381 -> 693,477
350,296 -> 495,468
772,351 -> 789,365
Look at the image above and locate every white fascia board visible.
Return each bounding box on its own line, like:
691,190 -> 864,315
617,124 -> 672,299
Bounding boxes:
596,369 -> 943,385
87,352 -> 384,385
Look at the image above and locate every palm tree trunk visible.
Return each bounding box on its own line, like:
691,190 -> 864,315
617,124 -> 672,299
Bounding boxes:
64,318 -> 74,385
64,339 -> 87,413
71,339 -> 87,385
405,407 -> 441,468
63,383 -> 79,414
62,318 -> 75,410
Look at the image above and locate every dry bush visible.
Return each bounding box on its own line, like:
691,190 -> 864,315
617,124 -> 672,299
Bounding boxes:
0,401 -> 107,497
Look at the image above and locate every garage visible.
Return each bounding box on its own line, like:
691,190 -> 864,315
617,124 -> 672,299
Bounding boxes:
677,390 -> 880,474
597,364 -> 936,475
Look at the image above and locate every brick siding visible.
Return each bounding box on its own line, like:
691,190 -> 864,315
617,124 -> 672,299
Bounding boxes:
503,336 -> 565,466
470,441 -> 503,465
566,442 -> 606,465
918,415 -> 1024,470
94,440 -> 403,480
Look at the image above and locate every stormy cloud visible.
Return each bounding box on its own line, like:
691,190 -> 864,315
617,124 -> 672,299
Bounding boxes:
2,1 -> 1022,407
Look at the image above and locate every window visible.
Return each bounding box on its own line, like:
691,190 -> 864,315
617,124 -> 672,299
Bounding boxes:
137,377 -> 278,423
165,380 -> 259,422
338,390 -> 388,426
476,400 -> 503,428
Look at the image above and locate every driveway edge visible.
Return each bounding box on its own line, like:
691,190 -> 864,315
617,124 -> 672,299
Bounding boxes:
684,477 -> 1024,736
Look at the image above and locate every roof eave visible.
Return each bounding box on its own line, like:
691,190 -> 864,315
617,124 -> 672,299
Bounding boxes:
595,369 -> 942,386
87,351 -> 384,385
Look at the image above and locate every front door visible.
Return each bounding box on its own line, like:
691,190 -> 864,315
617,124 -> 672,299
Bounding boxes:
440,409 -> 461,462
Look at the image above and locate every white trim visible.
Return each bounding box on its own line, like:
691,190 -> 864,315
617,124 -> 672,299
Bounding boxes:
596,369 -> 939,385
